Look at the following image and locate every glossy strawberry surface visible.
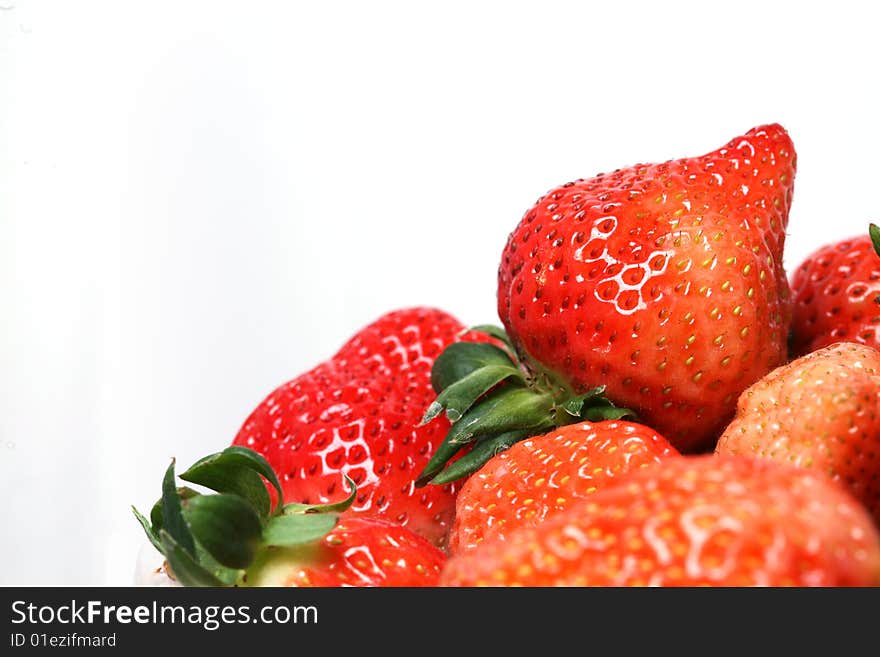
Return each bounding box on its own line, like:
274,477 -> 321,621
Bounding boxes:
439,455 -> 880,586
232,307 -> 486,548
716,341 -> 880,524
448,420 -> 677,554
497,125 -> 796,450
790,234 -> 880,357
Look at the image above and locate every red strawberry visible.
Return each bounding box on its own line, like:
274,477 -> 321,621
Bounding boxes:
715,341 -> 880,524
448,420 -> 678,554
232,307 -> 488,548
439,455 -> 880,587
789,225 -> 880,358
499,124 -> 796,450
134,446 -> 446,587
416,125 -> 797,485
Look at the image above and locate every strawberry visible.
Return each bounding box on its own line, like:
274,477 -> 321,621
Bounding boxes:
715,341 -> 880,524
133,446 -> 446,587
448,420 -> 678,554
439,455 -> 880,587
231,307 -> 488,548
789,224 -> 880,358
416,125 -> 797,484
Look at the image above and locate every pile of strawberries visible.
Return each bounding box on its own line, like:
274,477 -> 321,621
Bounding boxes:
138,124 -> 880,587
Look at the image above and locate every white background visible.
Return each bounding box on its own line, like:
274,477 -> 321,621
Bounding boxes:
2,1 -> 879,585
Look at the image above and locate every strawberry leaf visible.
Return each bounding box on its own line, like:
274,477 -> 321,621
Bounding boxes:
181,456 -> 270,519
132,506 -> 163,553
159,530 -> 225,587
430,342 -> 518,393
416,387 -> 555,485
263,513 -> 339,547
582,404 -> 637,422
415,432 -> 467,487
428,430 -> 530,485
560,386 -> 608,417
181,446 -> 283,516
161,459 -> 196,557
282,474 -> 357,515
150,486 -> 200,534
870,223 -> 880,257
446,386 -> 555,445
192,544 -> 243,586
422,364 -> 523,425
181,494 -> 263,569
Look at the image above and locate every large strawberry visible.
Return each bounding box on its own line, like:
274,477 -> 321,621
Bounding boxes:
715,341 -> 880,523
232,307 -> 487,548
417,125 -> 796,483
439,455 -> 880,587
448,420 -> 678,554
133,446 -> 446,587
789,224 -> 880,358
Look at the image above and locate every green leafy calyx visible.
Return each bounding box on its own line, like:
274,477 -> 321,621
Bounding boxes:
416,326 -> 634,486
132,446 -> 356,587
